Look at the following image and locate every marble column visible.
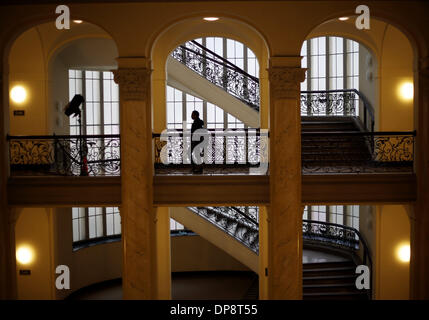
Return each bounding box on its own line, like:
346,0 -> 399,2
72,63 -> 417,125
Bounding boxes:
0,65 -> 16,299
267,58 -> 306,299
258,206 -> 269,300
113,59 -> 156,299
410,64 -> 429,299
155,207 -> 171,299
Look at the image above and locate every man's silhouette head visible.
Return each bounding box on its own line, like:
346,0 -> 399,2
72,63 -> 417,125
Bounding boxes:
191,110 -> 200,120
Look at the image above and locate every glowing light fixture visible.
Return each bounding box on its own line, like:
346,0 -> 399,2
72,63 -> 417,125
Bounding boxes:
398,82 -> 414,101
16,246 -> 34,265
10,85 -> 27,104
339,17 -> 350,21
397,244 -> 411,263
73,20 -> 83,24
203,17 -> 219,22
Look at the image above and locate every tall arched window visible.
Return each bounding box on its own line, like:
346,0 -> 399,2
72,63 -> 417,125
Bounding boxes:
301,36 -> 359,92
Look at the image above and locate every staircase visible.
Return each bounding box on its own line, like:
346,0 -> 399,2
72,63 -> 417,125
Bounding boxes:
303,261 -> 369,300
168,40 -> 260,128
301,116 -> 372,168
171,206 -> 372,300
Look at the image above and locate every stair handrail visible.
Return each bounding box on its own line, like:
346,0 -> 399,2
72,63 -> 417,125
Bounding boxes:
188,40 -> 259,83
172,41 -> 260,110
303,219 -> 373,268
301,89 -> 375,133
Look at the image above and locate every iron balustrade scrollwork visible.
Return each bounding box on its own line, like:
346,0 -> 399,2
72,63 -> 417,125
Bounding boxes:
188,206 -> 260,253
171,40 -> 260,111
153,129 -> 269,168
303,218 -> 373,298
187,206 -> 372,297
7,130 -> 414,176
301,89 -> 375,132
8,134 -> 120,176
301,131 -> 415,174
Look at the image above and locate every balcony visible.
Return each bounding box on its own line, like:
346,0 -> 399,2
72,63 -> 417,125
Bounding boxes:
7,129 -> 415,177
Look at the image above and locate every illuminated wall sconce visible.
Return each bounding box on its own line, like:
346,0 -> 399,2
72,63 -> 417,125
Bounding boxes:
338,17 -> 349,21
10,85 -> 27,104
73,20 -> 83,24
398,82 -> 414,101
16,245 -> 34,265
396,243 -> 410,263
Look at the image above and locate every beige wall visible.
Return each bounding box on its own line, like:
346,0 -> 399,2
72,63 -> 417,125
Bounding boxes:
379,26 -> 414,131
171,234 -> 250,272
15,206 -> 249,299
375,205 -> 410,299
15,208 -> 55,299
8,22 -> 117,136
9,28 -> 48,136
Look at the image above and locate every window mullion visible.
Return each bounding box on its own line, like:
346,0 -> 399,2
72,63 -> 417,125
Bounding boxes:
103,207 -> 107,237
82,71 -> 87,135
85,207 -> 90,240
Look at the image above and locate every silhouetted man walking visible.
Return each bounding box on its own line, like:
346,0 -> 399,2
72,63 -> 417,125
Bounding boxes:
191,110 -> 204,173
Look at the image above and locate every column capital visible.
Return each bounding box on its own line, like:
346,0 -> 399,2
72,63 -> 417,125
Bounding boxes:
113,67 -> 152,101
268,66 -> 306,100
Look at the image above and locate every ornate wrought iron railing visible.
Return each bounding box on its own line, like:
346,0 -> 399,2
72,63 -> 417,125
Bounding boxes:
302,131 -> 415,174
153,129 -> 269,167
301,89 -> 375,132
186,206 -> 372,297
171,40 -> 260,111
7,134 -> 120,176
7,130 -> 414,176
188,206 -> 259,253
303,218 -> 373,298
172,41 -> 375,134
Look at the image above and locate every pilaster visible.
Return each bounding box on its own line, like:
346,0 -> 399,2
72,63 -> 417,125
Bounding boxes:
267,57 -> 305,299
113,58 -> 156,299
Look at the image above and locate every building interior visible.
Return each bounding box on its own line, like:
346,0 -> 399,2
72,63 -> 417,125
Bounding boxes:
0,0 -> 429,300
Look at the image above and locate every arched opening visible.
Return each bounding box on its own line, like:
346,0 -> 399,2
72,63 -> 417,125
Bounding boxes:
300,16 -> 416,300
7,20 -> 123,300
149,16 -> 270,300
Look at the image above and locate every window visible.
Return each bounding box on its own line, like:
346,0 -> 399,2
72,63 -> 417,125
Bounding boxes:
303,205 -> 359,231
301,36 -> 360,115
72,207 -> 121,243
68,69 -> 120,136
69,70 -> 121,244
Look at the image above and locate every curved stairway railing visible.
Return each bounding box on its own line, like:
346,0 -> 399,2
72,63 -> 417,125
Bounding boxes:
172,41 -> 376,133
187,206 -> 260,254
186,206 -> 373,297
301,89 -> 375,132
171,40 -> 260,111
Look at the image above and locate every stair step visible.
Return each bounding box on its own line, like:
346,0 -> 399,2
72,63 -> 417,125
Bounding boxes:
304,291 -> 369,300
303,267 -> 356,277
303,275 -> 357,285
303,261 -> 355,269
303,283 -> 357,294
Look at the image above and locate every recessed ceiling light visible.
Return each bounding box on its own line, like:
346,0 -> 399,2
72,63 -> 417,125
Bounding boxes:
73,20 -> 83,24
338,17 -> 349,21
203,17 -> 219,22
